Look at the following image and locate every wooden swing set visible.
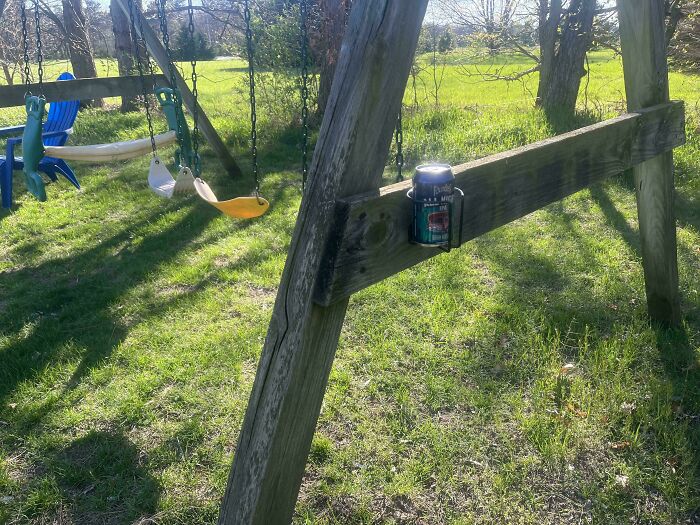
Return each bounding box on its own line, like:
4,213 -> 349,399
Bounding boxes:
215,0 -> 685,524
0,0 -> 685,522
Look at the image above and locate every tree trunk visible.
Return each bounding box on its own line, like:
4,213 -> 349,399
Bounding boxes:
62,0 -> 103,107
316,0 -> 350,119
0,42 -> 12,85
110,0 -> 138,112
536,0 -> 596,119
0,0 -> 13,86
1,64 -> 12,85
536,0 -> 561,106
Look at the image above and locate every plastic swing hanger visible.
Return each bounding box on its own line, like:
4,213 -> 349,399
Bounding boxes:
148,157 -> 195,198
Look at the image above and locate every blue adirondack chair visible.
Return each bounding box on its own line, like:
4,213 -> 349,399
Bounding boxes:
0,72 -> 80,208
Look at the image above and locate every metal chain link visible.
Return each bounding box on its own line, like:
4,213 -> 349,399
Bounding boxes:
127,0 -> 156,155
157,0 -> 177,87
32,0 -> 43,92
20,1 -> 32,91
299,0 -> 310,189
187,0 -> 201,176
395,108 -> 404,182
243,0 -> 259,195
156,0 -> 185,147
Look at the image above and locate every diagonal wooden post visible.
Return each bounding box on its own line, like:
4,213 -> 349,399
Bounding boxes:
617,0 -> 681,325
113,0 -> 242,178
218,1 -> 429,523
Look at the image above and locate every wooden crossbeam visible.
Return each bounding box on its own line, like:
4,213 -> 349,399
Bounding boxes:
315,100 -> 685,306
0,75 -> 168,109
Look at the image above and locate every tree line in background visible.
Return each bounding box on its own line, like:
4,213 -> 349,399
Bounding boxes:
0,0 -> 698,120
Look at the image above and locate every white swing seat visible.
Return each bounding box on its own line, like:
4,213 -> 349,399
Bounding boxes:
44,131 -> 177,162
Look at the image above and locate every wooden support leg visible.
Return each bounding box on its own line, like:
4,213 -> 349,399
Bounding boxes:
632,152 -> 680,324
217,1 -> 429,523
618,0 -> 681,325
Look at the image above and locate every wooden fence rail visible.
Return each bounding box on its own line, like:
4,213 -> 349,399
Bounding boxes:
315,100 -> 685,306
0,75 -> 168,108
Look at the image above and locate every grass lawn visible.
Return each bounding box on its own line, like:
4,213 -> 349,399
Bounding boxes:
0,50 -> 699,524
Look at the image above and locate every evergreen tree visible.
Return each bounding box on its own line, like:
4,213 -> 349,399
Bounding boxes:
173,25 -> 216,61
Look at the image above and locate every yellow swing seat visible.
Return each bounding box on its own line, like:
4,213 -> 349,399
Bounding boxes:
185,168 -> 269,219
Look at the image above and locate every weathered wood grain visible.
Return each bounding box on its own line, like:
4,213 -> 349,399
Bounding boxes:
217,1 -> 429,524
0,75 -> 168,108
315,101 -> 685,306
618,0 -> 681,325
113,0 -> 242,178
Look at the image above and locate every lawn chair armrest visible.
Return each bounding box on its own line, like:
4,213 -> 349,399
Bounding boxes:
0,125 -> 26,138
42,130 -> 70,141
5,131 -> 66,150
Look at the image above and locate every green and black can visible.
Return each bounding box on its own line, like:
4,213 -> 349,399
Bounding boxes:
409,163 -> 455,247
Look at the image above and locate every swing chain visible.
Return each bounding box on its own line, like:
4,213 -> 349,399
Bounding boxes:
299,0 -> 309,189
32,0 -> 43,90
156,0 -> 178,88
187,0 -> 201,176
243,0 -> 259,195
395,108 -> 404,182
20,1 -> 31,90
156,0 -> 185,149
126,0 -> 157,155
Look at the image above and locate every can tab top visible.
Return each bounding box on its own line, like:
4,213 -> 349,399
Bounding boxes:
415,163 -> 453,177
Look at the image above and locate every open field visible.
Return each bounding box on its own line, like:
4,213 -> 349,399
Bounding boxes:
0,51 -> 699,524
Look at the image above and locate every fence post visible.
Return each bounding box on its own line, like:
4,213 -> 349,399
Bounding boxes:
617,0 -> 681,325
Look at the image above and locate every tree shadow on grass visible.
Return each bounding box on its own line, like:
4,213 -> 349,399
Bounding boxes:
545,108 -> 600,136
0,206 -> 216,423
1,185 -> 296,407
0,171 -> 299,522
655,325 -> 700,522
0,137 -> 300,402
464,201 -> 700,521
50,430 -> 161,525
592,177 -> 700,517
0,179 -> 293,405
589,180 -> 700,323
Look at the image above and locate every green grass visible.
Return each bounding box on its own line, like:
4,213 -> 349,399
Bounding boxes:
0,50 -> 699,524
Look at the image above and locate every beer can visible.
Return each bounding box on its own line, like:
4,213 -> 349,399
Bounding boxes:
410,163 -> 455,247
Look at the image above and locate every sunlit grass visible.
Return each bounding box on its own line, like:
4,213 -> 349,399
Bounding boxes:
0,50 -> 698,524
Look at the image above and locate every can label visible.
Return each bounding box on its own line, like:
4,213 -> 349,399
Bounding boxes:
411,165 -> 454,246
413,200 -> 451,244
